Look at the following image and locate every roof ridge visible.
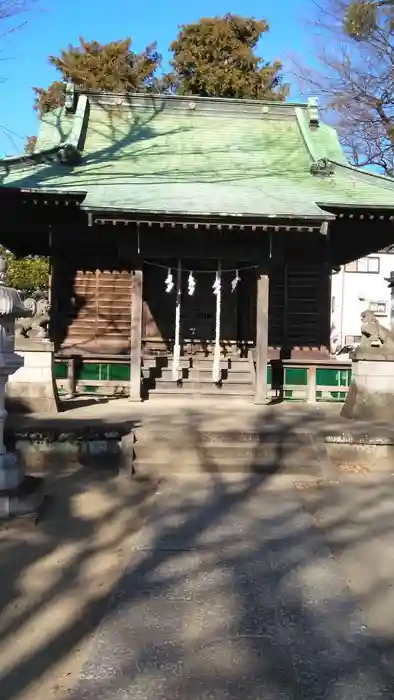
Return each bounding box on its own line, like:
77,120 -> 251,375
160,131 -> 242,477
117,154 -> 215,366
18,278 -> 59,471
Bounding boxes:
75,86 -> 310,110
329,159 -> 394,190
0,93 -> 89,173
294,107 -> 319,162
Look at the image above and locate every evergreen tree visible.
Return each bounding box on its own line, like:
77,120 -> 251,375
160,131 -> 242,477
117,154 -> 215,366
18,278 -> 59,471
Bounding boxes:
0,247 -> 49,291
166,14 -> 288,100
34,37 -> 161,115
24,135 -> 36,153
345,0 -> 394,38
33,81 -> 67,117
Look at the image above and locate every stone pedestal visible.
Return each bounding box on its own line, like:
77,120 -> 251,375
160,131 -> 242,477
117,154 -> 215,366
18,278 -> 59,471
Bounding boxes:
6,340 -> 59,414
341,358 -> 394,420
0,258 -> 45,518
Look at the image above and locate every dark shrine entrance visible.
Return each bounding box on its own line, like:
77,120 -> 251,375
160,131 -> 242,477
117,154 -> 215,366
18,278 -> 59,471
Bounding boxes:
142,259 -> 255,357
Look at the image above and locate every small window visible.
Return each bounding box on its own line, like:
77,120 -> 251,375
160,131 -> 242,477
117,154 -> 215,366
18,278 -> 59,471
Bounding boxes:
344,260 -> 357,272
368,257 -> 380,273
345,335 -> 362,345
331,296 -> 335,313
345,256 -> 380,273
369,301 -> 387,316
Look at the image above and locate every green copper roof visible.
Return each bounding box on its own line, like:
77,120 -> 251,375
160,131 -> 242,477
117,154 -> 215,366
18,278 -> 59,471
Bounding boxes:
1,88 -> 394,219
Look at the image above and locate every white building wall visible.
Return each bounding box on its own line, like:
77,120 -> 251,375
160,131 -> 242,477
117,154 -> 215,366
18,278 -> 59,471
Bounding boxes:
330,251 -> 394,350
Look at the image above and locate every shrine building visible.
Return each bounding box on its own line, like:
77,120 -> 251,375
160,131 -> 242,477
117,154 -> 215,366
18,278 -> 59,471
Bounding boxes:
1,85 -> 394,403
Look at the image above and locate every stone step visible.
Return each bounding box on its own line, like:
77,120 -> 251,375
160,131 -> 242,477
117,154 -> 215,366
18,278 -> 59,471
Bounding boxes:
132,443 -> 320,475
191,360 -> 253,371
134,428 -> 312,443
155,372 -> 253,393
142,357 -> 252,370
189,356 -> 251,363
133,440 -> 316,466
122,427 -> 331,478
150,379 -> 254,396
145,368 -> 253,382
142,358 -> 190,370
132,457 -> 314,475
147,391 -> 255,402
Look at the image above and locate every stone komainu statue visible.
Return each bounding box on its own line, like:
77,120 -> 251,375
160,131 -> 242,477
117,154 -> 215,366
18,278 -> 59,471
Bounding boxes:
357,309 -> 394,355
15,297 -> 50,339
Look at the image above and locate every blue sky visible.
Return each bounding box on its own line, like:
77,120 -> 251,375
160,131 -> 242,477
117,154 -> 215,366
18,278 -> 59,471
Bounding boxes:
0,0 -> 315,156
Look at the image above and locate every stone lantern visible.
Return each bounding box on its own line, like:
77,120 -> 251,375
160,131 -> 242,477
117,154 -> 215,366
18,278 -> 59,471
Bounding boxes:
0,257 -> 44,517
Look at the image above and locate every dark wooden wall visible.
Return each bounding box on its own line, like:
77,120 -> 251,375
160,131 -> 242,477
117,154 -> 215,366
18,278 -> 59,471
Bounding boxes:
48,223 -> 332,357
269,264 -> 331,354
51,240 -> 133,355
1,196 -> 393,361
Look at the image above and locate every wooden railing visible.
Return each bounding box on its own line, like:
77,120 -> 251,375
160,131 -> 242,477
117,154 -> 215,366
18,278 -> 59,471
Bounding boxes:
54,354 -> 352,403
54,355 -> 130,398
267,359 -> 351,403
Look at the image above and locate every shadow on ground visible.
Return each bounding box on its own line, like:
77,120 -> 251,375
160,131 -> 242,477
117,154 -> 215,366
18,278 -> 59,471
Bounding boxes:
0,407 -> 393,699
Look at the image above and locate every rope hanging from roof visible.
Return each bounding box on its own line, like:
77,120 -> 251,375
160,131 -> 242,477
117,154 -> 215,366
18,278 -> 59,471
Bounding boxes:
231,269 -> 240,292
172,260 -> 182,382
164,260 -> 245,383
212,264 -> 222,383
188,271 -> 196,296
145,260 -> 257,275
165,268 -> 174,293
164,267 -> 243,294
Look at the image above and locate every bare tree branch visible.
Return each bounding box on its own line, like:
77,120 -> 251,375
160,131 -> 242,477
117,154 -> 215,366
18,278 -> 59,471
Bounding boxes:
293,0 -> 394,175
0,0 -> 35,155
0,0 -> 32,32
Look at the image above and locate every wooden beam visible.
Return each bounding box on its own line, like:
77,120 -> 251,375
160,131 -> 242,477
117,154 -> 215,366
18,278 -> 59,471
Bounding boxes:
129,267 -> 143,401
254,265 -> 269,404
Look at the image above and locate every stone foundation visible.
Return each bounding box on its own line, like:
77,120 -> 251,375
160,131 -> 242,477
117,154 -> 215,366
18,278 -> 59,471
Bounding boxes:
0,475 -> 44,519
6,342 -> 59,414
341,358 -> 394,421
5,427 -> 128,472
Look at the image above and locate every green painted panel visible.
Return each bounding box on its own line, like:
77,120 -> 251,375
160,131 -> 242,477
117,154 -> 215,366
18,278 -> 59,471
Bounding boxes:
81,385 -> 99,393
284,367 -> 307,386
80,363 -> 109,381
100,364 -> 110,381
54,362 -> 67,379
316,368 -> 333,386
80,363 -> 100,380
316,368 -> 351,387
316,390 -> 348,402
109,363 -> 130,381
79,363 -> 130,381
266,365 -> 272,386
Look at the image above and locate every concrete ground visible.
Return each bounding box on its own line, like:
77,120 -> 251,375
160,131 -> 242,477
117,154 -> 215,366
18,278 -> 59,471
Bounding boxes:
6,396 -> 394,440
2,400 -> 394,699
68,474 -> 394,700
0,460 -> 159,700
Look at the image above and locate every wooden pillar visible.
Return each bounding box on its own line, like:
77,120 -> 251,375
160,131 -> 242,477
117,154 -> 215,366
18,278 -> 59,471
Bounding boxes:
67,356 -> 77,398
129,267 -> 143,401
307,365 -> 317,404
254,264 -> 269,404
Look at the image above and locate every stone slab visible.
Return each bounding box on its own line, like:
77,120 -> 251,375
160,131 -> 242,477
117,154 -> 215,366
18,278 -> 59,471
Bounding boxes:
342,359 -> 394,421
71,480 -> 392,699
353,359 -> 394,391
6,349 -> 60,414
326,442 -> 394,473
0,474 -> 44,518
5,398 -> 394,450
341,384 -> 394,421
